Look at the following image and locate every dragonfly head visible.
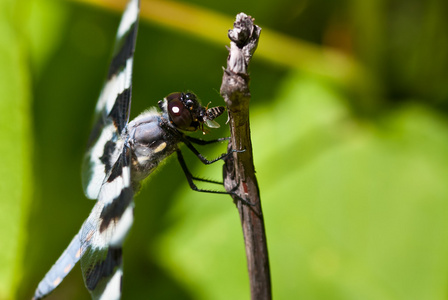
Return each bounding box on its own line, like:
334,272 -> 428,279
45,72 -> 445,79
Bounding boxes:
159,92 -> 225,132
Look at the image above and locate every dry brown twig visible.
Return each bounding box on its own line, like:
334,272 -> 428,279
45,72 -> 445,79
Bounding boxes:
220,13 -> 271,300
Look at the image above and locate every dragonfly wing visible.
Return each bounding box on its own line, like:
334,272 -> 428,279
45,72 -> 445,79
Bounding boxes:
33,1 -> 140,298
32,229 -> 84,300
81,149 -> 134,300
33,148 -> 133,300
82,0 -> 140,199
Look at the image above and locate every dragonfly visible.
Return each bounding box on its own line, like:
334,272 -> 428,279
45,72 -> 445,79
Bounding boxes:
32,0 -> 238,298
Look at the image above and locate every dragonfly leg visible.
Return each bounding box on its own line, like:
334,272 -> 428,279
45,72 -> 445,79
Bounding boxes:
186,136 -> 229,145
182,137 -> 244,165
175,149 -> 254,206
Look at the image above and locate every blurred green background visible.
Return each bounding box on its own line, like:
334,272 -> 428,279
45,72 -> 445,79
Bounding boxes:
1,0 -> 448,299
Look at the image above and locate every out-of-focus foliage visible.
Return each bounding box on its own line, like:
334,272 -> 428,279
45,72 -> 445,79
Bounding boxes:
0,0 -> 33,298
1,0 -> 448,299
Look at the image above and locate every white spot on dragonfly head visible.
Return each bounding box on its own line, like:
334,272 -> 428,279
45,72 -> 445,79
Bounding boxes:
171,106 -> 180,114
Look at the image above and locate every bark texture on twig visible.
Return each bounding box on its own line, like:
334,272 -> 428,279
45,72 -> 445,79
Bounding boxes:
220,13 -> 271,300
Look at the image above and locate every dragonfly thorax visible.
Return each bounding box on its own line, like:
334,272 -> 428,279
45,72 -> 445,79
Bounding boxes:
126,110 -> 178,186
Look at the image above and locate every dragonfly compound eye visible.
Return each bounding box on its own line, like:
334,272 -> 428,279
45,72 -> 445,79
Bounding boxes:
167,94 -> 194,130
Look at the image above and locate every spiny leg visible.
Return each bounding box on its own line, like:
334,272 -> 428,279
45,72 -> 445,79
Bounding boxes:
190,176 -> 223,185
176,150 -> 228,194
182,136 -> 232,185
186,136 -> 229,145
182,136 -> 244,165
176,149 -> 254,206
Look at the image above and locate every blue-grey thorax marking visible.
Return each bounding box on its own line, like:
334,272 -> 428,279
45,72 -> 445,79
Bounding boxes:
125,110 -> 180,187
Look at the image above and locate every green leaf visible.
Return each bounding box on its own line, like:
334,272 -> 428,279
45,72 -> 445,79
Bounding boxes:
155,72 -> 448,300
0,0 -> 32,298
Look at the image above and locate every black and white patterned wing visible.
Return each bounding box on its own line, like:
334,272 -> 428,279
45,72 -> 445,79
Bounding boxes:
33,1 -> 140,299
80,0 -> 140,298
82,0 -> 140,200
33,228 -> 85,300
33,151 -> 134,300
81,148 -> 134,300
